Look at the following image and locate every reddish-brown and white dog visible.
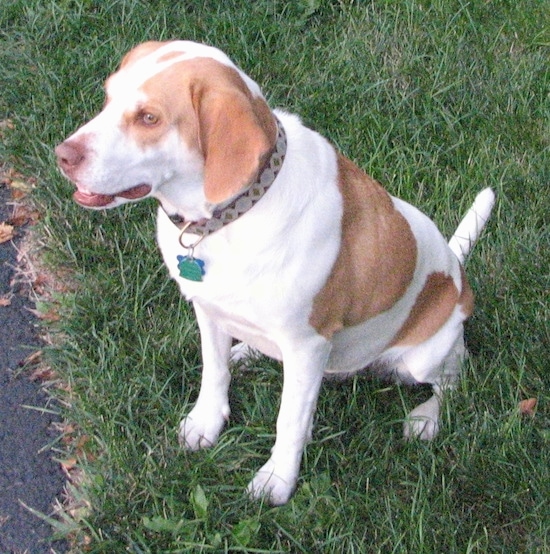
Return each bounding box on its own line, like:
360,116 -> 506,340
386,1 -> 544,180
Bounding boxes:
56,40 -> 494,505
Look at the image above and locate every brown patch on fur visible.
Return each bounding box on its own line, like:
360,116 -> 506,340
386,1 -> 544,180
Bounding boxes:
309,155 -> 417,338
119,41 -> 166,69
157,50 -> 187,63
390,271 -> 462,347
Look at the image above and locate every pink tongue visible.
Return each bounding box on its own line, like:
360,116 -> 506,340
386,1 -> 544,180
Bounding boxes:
73,184 -> 152,208
117,184 -> 152,199
73,190 -> 114,207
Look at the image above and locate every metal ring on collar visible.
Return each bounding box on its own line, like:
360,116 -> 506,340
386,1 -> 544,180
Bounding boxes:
178,221 -> 206,250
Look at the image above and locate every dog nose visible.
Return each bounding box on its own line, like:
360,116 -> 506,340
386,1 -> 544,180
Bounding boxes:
55,139 -> 86,172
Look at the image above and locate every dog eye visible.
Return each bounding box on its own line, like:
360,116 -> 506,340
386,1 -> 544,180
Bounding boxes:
140,112 -> 160,126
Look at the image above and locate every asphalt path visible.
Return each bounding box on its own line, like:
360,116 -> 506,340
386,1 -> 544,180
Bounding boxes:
0,185 -> 67,553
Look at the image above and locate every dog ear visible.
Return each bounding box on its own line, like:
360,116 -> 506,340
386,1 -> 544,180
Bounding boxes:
195,82 -> 276,205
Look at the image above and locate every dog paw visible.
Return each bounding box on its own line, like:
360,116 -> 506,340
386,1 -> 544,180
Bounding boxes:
246,458 -> 297,506
230,342 -> 260,370
230,342 -> 252,364
403,395 -> 441,441
403,415 -> 439,440
179,404 -> 229,450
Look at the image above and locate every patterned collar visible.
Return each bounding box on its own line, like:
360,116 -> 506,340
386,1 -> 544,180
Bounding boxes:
165,116 -> 287,237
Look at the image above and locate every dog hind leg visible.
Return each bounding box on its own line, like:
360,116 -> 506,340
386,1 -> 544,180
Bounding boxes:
398,325 -> 466,440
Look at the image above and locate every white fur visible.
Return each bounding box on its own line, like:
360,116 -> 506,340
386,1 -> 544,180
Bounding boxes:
57,41 -> 494,506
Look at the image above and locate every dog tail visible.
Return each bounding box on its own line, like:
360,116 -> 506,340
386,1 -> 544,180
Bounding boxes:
448,187 -> 495,264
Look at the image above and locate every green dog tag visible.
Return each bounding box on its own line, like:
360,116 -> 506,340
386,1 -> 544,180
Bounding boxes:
177,255 -> 205,282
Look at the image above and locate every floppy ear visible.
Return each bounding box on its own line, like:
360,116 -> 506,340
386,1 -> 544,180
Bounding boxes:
195,85 -> 276,204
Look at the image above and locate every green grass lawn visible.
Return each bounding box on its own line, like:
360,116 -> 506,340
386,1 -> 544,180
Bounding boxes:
1,0 -> 549,551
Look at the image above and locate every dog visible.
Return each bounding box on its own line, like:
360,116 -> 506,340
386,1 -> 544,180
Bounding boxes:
55,40 -> 495,505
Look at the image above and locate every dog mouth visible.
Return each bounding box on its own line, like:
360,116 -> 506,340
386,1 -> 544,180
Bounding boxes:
73,183 -> 152,208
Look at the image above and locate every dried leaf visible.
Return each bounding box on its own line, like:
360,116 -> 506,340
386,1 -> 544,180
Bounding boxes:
61,423 -> 78,444
63,423 -> 77,434
0,119 -> 14,131
27,306 -> 61,322
31,273 -> 50,295
0,166 -> 21,184
518,398 -> 537,416
0,295 -> 11,307
9,179 -> 34,194
60,457 -> 78,474
8,204 -> 41,226
22,350 -> 43,366
30,366 -> 56,382
75,434 -> 95,461
0,222 -> 14,243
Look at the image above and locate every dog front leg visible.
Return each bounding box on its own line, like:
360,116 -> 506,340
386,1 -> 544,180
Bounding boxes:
179,303 -> 232,450
247,336 -> 330,505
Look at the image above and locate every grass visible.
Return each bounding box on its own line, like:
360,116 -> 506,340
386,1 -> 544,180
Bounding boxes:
1,0 -> 549,551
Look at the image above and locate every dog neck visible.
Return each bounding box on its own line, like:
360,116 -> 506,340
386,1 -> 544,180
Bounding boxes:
162,117 -> 287,238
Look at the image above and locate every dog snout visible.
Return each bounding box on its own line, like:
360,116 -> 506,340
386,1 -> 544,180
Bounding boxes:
55,138 -> 87,176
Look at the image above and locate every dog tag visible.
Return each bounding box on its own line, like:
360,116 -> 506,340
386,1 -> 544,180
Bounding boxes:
177,255 -> 205,282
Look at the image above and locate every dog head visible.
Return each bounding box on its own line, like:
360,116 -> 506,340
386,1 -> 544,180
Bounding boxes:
55,41 -> 277,220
